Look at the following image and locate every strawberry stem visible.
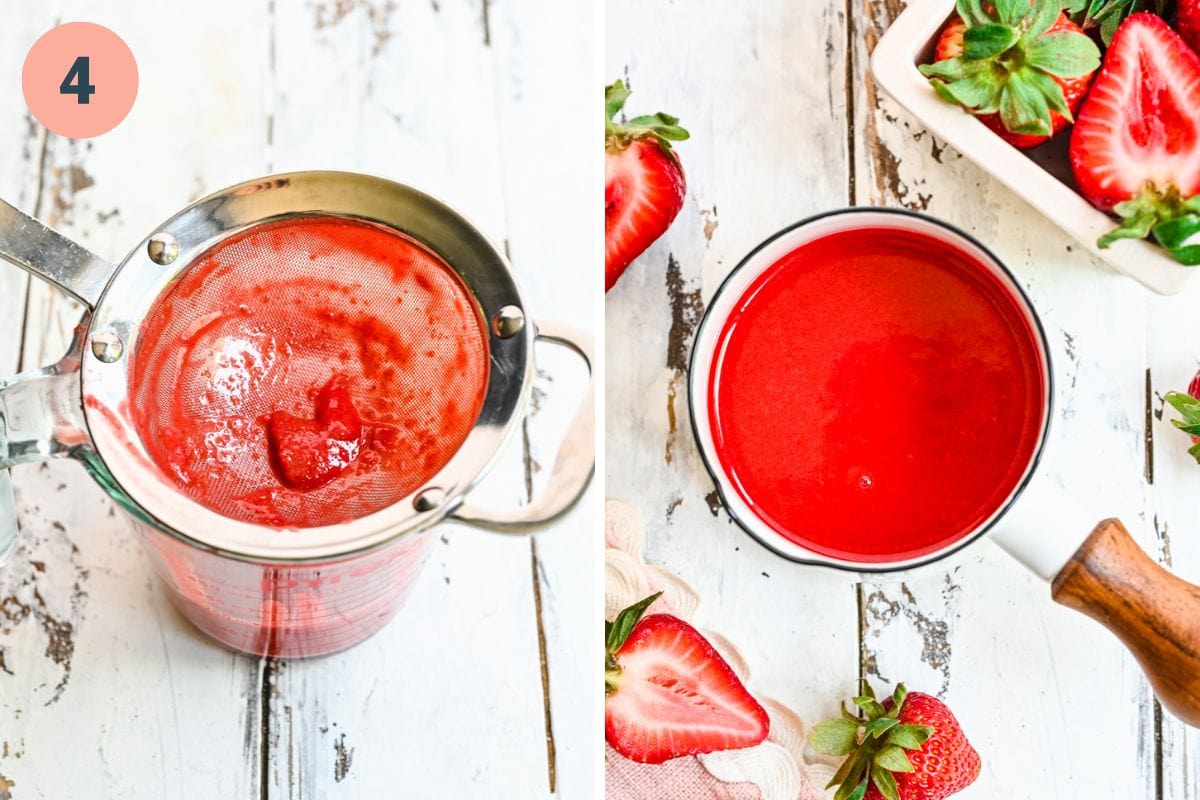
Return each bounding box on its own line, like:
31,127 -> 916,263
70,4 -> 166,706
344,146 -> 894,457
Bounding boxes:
604,592 -> 663,696
809,681 -> 935,800
605,80 -> 690,152
1099,186 -> 1200,265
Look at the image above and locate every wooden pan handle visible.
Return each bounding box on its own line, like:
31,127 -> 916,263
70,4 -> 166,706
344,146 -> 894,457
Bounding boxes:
1051,518 -> 1200,726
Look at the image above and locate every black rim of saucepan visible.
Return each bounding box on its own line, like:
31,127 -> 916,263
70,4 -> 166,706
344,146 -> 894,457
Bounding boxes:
685,206 -> 1056,575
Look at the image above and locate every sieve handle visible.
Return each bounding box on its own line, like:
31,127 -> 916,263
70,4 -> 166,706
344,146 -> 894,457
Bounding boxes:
0,199 -> 116,309
452,321 -> 594,534
0,325 -> 90,567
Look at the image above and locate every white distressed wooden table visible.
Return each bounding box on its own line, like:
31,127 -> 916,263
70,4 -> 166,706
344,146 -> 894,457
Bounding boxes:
0,2 -> 596,798
606,1 -> 1200,797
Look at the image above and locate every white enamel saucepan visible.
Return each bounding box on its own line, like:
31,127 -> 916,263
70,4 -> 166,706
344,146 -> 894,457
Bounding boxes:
689,208 -> 1200,726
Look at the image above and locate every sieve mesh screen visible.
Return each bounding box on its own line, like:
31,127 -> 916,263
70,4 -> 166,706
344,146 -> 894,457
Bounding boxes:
129,216 -> 489,528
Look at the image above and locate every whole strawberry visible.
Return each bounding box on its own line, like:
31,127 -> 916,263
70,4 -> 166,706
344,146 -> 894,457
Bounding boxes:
809,682 -> 980,800
1163,369 -> 1200,461
605,81 -> 688,292
605,593 -> 770,764
1070,13 -> 1200,264
919,0 -> 1101,149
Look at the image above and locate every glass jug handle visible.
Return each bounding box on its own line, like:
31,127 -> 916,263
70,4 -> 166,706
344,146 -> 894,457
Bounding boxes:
0,338 -> 90,566
0,198 -> 108,566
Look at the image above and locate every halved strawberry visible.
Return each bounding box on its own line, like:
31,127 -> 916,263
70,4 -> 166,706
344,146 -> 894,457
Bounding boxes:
1070,13 -> 1200,264
919,0 -> 1100,149
605,81 -> 688,292
604,593 -> 769,764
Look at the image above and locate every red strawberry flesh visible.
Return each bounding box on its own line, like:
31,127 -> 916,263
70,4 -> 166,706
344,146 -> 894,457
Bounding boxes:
605,613 -> 769,764
262,378 -> 364,491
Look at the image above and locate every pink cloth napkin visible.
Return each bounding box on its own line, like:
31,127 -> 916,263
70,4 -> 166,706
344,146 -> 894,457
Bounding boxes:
606,746 -> 762,800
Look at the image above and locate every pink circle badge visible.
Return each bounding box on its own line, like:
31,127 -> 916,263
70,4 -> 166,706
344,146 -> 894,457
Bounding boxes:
22,22 -> 138,139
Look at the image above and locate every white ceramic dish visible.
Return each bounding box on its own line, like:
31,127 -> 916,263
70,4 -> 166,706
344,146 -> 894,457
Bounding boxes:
872,0 -> 1192,295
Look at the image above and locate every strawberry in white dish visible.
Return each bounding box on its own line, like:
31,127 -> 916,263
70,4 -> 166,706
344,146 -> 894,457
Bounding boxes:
605,81 -> 688,292
604,593 -> 769,764
920,0 -> 1100,149
1070,13 -> 1200,264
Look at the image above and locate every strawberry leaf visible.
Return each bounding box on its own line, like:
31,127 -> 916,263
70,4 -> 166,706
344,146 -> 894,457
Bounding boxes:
1024,31 -> 1102,79
993,0 -> 1024,25
963,23 -> 1019,59
625,113 -> 690,141
606,591 -> 662,654
1189,441 -> 1200,462
837,776 -> 870,800
605,80 -> 631,124
890,683 -> 908,715
1024,67 -> 1071,119
871,764 -> 902,800
919,57 -> 967,82
999,73 -> 1053,136
854,696 -> 888,718
810,717 -> 861,756
1153,215 -> 1200,252
865,717 -> 899,739
1024,0 -> 1062,40
956,0 -> 992,25
887,724 -> 935,750
1166,391 -> 1200,428
826,746 -> 866,790
875,745 -> 915,773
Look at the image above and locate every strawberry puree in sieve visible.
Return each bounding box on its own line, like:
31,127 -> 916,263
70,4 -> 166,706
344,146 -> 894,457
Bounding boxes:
130,217 -> 488,528
707,227 -> 1046,563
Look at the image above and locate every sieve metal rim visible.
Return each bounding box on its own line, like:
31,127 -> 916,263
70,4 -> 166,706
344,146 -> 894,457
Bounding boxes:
80,171 -> 534,563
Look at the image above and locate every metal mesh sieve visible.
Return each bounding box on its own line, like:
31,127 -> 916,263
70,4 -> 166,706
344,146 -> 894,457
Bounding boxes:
128,215 -> 489,528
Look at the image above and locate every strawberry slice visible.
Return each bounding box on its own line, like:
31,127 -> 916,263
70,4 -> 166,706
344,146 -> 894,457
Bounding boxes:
605,81 -> 688,292
604,593 -> 770,764
919,0 -> 1100,149
1069,13 -> 1200,264
261,378 -> 364,491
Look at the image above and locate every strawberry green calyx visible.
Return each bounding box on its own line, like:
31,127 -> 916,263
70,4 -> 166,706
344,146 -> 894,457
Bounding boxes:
1098,186 -> 1200,265
604,591 -> 663,695
605,80 -> 689,152
809,682 -> 934,800
920,0 -> 1101,137
1164,391 -> 1200,462
1064,0 -> 1167,45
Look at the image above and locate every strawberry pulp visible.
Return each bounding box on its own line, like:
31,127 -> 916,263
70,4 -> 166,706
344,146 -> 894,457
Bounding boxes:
706,227 -> 1047,563
130,217 -> 488,528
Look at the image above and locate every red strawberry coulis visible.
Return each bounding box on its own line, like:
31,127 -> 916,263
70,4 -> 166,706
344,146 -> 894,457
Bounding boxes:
130,217 -> 488,528
707,227 -> 1047,563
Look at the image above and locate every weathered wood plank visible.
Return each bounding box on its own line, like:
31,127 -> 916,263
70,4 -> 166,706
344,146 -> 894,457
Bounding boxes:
1147,294 -> 1200,800
604,0 -> 860,740
261,1 -> 566,796
488,0 -> 600,795
0,2 -> 271,798
854,1 -> 1157,797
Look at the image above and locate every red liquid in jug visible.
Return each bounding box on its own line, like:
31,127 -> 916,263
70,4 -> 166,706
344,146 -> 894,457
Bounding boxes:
707,227 -> 1046,563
